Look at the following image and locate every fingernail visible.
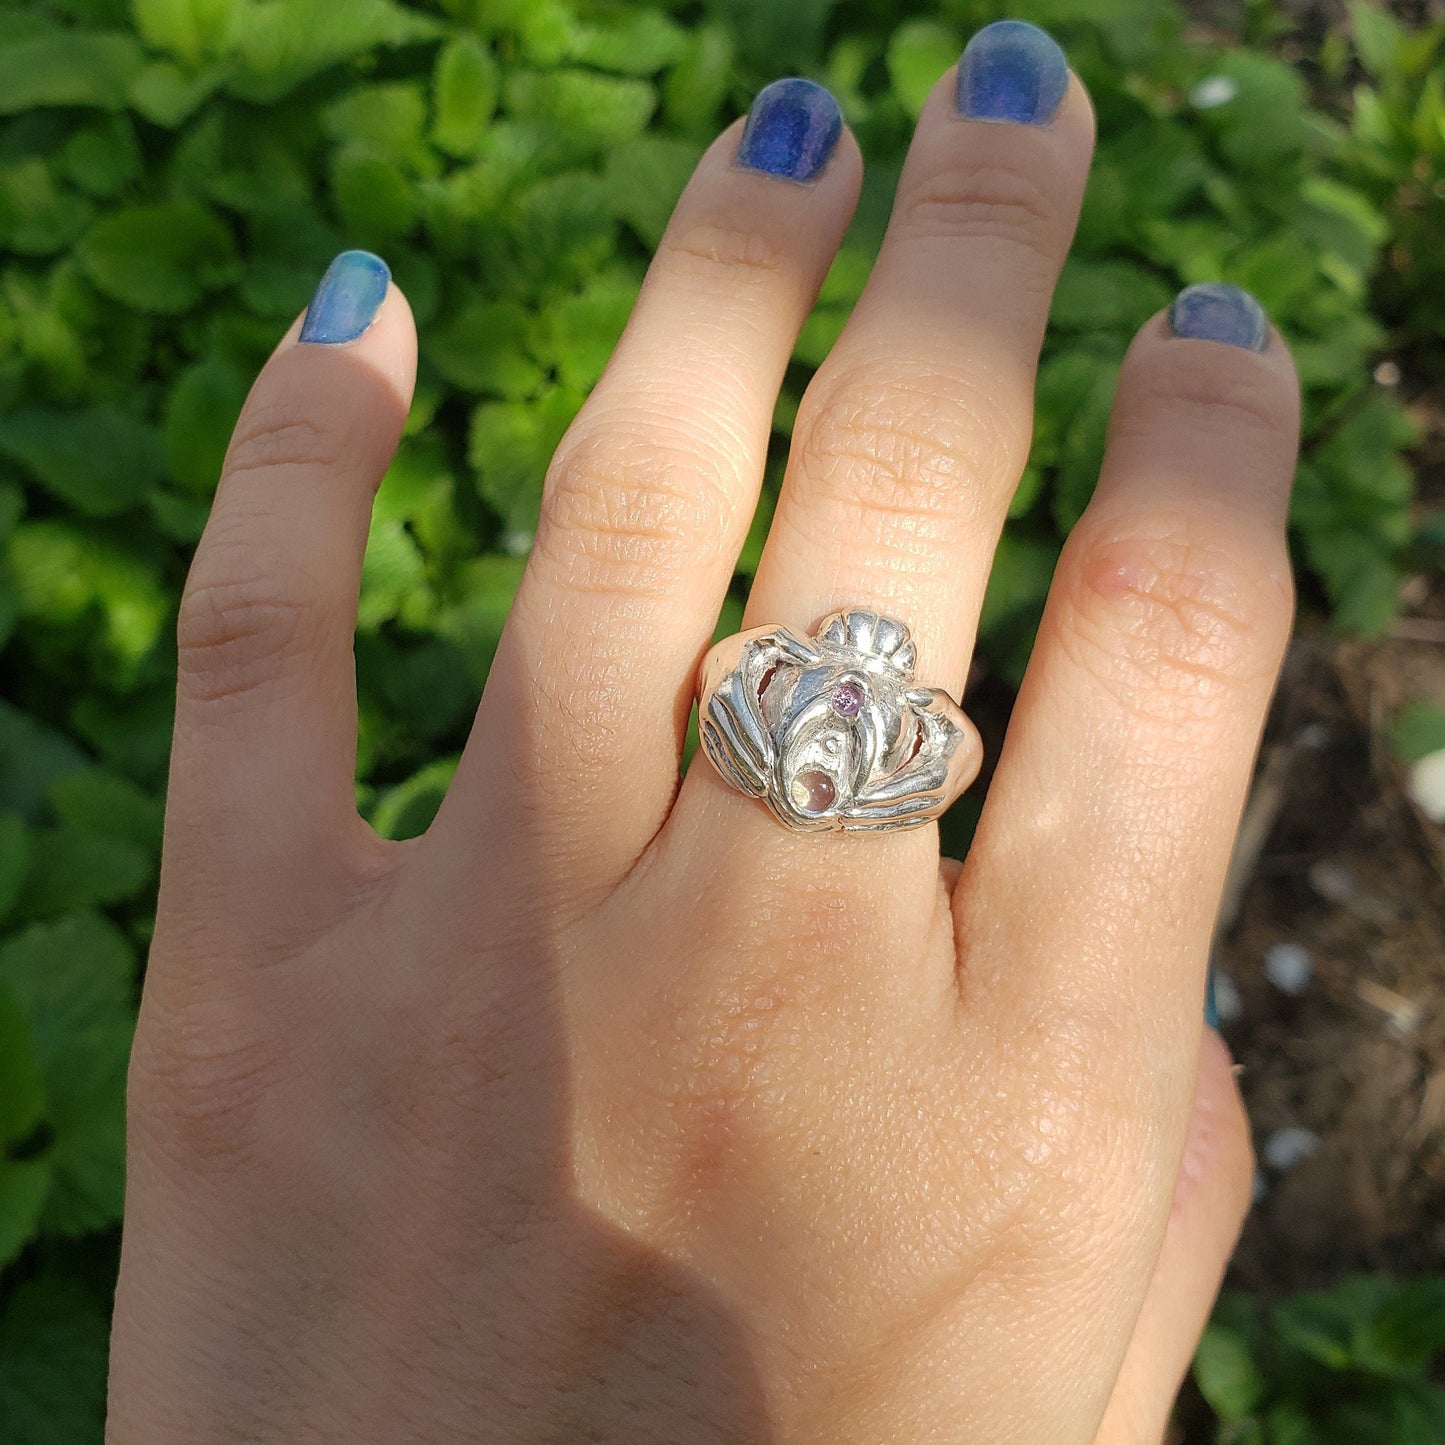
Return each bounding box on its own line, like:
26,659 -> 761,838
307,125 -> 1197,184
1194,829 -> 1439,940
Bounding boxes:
300,250 -> 390,345
736,78 -> 843,183
1168,283 -> 1270,352
956,20 -> 1069,125
1205,960 -> 1221,1030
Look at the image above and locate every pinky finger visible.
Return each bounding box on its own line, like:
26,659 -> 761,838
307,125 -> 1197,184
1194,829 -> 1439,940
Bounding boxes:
1093,1031 -> 1254,1445
961,285 -> 1300,1047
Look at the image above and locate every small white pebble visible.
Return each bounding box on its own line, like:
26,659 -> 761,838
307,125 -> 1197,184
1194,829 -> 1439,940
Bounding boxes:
1263,1126 -> 1321,1172
1264,942 -> 1313,996
1309,859 -> 1357,904
1190,74 -> 1238,108
1212,971 -> 1243,1024
1408,748 -> 1445,824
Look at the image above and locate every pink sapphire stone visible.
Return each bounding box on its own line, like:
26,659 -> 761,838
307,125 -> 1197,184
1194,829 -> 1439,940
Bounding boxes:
830,680 -> 865,718
793,769 -> 837,815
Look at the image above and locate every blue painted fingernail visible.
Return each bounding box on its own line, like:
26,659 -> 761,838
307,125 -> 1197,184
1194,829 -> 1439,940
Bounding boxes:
300,250 -> 390,345
956,20 -> 1069,125
736,78 -> 843,183
1205,960 -> 1221,1030
1168,283 -> 1270,352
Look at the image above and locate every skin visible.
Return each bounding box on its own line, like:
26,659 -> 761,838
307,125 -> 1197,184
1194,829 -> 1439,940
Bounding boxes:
108,61 -> 1298,1445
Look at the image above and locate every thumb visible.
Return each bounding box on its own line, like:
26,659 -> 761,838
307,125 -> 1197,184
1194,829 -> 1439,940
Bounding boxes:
1094,1029 -> 1254,1444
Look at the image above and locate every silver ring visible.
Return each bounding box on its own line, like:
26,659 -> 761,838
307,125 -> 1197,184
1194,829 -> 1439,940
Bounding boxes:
696,608 -> 980,834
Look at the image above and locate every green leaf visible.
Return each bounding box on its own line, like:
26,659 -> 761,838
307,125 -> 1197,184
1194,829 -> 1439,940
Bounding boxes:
468,390 -> 580,534
1050,259 -> 1171,332
323,81 -> 431,168
40,1018 -> 133,1234
368,756 -> 457,840
1201,51 -> 1313,171
0,1160 -> 51,1270
0,812 -> 29,925
48,767 -> 164,853
0,160 -> 95,256
1386,1382 -> 1445,1444
709,0 -> 837,72
603,134 -> 703,248
228,0 -> 442,104
662,22 -> 733,133
434,553 -> 527,686
0,980 -> 45,1149
0,1267 -> 111,1445
0,913 -> 136,1067
0,703 -> 89,821
330,150 -> 419,245
7,520 -> 170,683
358,514 -> 428,633
428,299 -> 546,397
78,201 -> 239,314
536,272 -> 638,392
887,19 -> 956,118
503,68 -> 657,151
0,407 -> 162,516
433,35 -> 500,158
1393,704 -> 1445,765
164,356 -> 248,495
1264,1401 -> 1314,1445
71,686 -> 174,783
20,825 -> 154,921
1304,530 -> 1401,635
568,11 -> 685,76
128,57 -> 224,125
133,0 -> 236,66
1350,2 -> 1404,79
979,529 -> 1058,686
1195,1323 -> 1267,1420
60,114 -> 142,197
0,29 -> 144,113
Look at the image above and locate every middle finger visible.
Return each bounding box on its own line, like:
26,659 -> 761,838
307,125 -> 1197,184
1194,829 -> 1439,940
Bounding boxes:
745,21 -> 1094,700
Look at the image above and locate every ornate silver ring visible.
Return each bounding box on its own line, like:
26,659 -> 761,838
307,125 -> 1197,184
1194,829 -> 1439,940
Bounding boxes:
696,609 -> 980,834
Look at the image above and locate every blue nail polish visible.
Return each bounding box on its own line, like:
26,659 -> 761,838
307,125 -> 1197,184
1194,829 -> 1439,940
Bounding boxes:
736,78 -> 843,183
956,20 -> 1069,125
1168,283 -> 1270,352
1205,961 -> 1221,1030
300,250 -> 390,345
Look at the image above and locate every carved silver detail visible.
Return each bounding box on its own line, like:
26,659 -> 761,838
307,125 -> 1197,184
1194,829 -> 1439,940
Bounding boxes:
696,609 -> 978,834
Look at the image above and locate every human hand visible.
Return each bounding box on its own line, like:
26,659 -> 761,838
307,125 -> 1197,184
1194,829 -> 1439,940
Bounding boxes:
108,21 -> 1299,1444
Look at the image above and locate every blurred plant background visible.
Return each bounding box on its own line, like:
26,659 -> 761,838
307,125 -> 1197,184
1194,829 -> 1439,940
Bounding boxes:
0,0 -> 1441,1439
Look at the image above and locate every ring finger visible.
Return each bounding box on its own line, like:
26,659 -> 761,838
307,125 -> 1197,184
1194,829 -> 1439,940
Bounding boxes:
743,21 -> 1093,709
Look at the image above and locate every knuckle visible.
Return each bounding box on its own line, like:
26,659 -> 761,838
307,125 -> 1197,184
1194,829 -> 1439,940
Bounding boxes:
903,156 -> 1060,261
535,414 -> 738,599
790,365 -> 1026,542
176,550 -> 323,705
224,402 -> 346,482
1057,514 -> 1292,721
660,218 -> 793,286
1174,1042 -> 1255,1232
128,994 -> 284,1175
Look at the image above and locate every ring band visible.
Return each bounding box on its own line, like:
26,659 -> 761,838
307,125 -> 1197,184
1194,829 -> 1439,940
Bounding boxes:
696,609 -> 979,834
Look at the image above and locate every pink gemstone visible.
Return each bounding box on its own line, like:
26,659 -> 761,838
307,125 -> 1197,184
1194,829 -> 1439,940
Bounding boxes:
830,681 -> 864,718
792,769 -> 836,815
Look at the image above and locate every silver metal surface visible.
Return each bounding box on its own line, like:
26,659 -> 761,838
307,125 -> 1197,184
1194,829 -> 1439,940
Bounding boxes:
697,609 -> 979,833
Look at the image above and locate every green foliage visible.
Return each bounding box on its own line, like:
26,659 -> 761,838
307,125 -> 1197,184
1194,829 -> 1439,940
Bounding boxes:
1196,1277 -> 1445,1443
0,1 -> 1434,1437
